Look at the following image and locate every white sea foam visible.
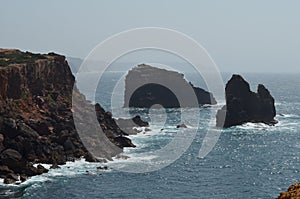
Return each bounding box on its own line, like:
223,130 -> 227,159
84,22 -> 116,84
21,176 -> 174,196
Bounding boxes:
0,158 -> 110,188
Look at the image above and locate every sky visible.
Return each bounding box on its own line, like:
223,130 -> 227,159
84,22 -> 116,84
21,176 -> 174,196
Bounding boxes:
0,0 -> 300,73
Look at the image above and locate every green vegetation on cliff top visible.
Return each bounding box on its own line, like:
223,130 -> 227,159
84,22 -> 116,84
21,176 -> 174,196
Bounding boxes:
0,49 -> 50,67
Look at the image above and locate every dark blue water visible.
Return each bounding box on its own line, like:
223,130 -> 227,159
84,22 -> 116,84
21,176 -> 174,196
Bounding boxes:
1,73 -> 300,199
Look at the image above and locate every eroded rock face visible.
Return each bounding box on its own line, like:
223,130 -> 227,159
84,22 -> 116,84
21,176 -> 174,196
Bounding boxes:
216,74 -> 277,127
0,49 -> 135,183
124,64 -> 217,108
277,182 -> 300,199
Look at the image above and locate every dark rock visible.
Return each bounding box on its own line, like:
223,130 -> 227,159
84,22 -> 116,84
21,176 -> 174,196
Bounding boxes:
4,173 -> 19,184
37,164 -> 48,173
216,74 -> 277,127
113,136 -> 136,148
20,174 -> 28,182
132,116 -> 149,127
176,124 -> 187,128
63,137 -> 75,152
0,165 -> 13,177
0,148 -> 22,165
96,166 -> 108,170
0,49 -> 131,183
115,115 -> 149,135
3,118 -> 18,138
0,134 -> 4,142
50,163 -> 61,169
124,64 -> 217,108
17,122 -> 39,138
85,153 -> 100,162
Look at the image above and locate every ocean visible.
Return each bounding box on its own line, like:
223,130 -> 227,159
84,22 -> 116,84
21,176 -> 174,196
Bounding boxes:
1,72 -> 300,199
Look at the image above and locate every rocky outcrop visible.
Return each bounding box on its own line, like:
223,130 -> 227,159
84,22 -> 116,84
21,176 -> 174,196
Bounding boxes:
0,49 -> 136,183
216,74 -> 277,127
115,116 -> 149,135
124,64 -> 217,108
277,182 -> 300,199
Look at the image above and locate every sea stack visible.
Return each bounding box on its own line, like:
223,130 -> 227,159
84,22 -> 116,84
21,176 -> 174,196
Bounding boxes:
124,64 -> 217,108
216,74 -> 277,128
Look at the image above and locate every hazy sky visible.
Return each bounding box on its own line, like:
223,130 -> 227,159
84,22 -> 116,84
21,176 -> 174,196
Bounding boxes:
1,0 -> 300,73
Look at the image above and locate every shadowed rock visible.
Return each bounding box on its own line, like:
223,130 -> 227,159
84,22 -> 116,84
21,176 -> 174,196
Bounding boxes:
0,49 -> 135,183
124,64 -> 217,108
216,74 -> 277,128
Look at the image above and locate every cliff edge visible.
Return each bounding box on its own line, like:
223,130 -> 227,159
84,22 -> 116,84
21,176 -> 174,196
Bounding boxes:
0,49 -> 134,184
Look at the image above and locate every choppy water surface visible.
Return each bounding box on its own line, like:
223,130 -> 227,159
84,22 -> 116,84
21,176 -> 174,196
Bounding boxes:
1,73 -> 299,199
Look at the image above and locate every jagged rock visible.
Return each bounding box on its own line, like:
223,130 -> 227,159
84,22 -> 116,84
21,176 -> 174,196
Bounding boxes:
0,49 -> 135,183
132,116 -> 149,127
216,74 -> 277,127
0,165 -> 13,178
96,166 -> 108,170
4,173 -> 19,184
20,174 -> 28,182
50,163 -> 61,169
113,136 -> 136,148
277,182 -> 300,199
115,115 -> 149,135
37,164 -> 48,174
176,124 -> 187,128
124,64 -> 217,108
0,149 -> 22,168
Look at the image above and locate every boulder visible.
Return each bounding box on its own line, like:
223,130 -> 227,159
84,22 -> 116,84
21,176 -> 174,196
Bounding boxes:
216,74 -> 277,127
113,136 -> 136,148
0,149 -> 22,167
4,173 -> 19,184
50,163 -> 61,169
176,124 -> 187,128
115,115 -> 149,135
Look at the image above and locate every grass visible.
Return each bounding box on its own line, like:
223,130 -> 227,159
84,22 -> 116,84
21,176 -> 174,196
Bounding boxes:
0,51 -> 47,66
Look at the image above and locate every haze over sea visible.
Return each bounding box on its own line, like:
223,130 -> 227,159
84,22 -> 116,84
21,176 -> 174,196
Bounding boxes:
0,71 -> 299,198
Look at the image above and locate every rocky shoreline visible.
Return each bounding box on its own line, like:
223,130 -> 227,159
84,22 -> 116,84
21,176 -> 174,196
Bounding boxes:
0,49 -> 143,184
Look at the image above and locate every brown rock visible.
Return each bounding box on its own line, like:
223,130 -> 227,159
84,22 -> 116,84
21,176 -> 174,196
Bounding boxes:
0,134 -> 4,142
277,182 -> 300,199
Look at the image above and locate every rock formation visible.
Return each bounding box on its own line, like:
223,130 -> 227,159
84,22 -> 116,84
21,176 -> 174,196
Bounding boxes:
115,115 -> 149,135
216,74 -> 277,128
0,49 -> 138,184
277,182 -> 300,199
124,64 -> 217,108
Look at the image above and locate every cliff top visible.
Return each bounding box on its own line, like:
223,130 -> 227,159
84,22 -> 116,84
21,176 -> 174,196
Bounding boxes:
0,48 -> 64,67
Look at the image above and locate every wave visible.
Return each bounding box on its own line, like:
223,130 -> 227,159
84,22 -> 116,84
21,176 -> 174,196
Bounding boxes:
0,158 -> 110,191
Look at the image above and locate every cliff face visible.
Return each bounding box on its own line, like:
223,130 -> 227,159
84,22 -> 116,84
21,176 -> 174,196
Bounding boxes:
0,49 -> 134,184
124,64 -> 217,108
216,74 -> 277,127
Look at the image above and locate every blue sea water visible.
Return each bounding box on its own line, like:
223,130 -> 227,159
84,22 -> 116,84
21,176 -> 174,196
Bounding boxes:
1,72 -> 300,199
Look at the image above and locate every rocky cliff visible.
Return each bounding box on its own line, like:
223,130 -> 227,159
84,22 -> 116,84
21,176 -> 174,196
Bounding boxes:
0,49 -> 136,184
216,74 -> 277,128
124,64 -> 217,108
277,182 -> 300,199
